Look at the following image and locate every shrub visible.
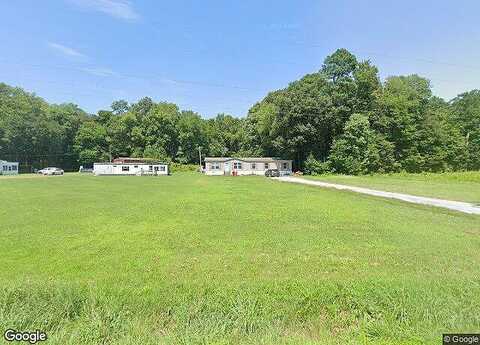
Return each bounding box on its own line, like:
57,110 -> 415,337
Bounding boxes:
304,153 -> 330,175
170,163 -> 199,173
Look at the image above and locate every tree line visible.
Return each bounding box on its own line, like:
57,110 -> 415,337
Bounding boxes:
1,49 -> 479,174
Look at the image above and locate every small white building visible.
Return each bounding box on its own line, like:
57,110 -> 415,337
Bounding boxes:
204,157 -> 292,176
0,160 -> 19,175
93,157 -> 168,176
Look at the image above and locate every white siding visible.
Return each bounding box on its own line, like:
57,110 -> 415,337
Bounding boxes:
204,159 -> 292,176
93,163 -> 168,176
205,161 -> 223,175
0,161 -> 19,175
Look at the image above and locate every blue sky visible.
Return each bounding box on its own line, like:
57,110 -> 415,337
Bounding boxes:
1,1 -> 479,117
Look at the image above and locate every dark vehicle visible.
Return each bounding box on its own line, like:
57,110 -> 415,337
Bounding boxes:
265,169 -> 280,177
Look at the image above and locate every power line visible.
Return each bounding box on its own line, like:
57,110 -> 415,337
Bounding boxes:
274,41 -> 480,73
1,48 -> 479,94
0,58 -> 265,92
0,72 -> 258,114
1,46 -> 478,110
351,49 -> 480,73
1,60 -> 477,105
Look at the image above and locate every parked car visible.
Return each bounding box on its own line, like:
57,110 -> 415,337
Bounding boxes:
37,167 -> 64,175
265,169 -> 280,177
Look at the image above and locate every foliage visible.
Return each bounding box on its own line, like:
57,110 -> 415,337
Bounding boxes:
74,120 -> 109,164
327,114 -> 397,174
0,83 -> 88,171
304,152 -> 330,175
170,162 -> 199,172
1,48 -> 479,175
245,49 -> 478,174
321,48 -> 358,82
450,90 -> 480,170
110,99 -> 129,115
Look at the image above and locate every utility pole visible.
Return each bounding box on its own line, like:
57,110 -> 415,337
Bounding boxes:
198,146 -> 202,172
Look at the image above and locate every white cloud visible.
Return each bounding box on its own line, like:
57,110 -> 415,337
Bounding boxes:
69,0 -> 140,22
48,42 -> 86,58
81,67 -> 118,77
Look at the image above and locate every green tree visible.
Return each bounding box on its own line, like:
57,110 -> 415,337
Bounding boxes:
96,110 -> 114,125
111,100 -> 129,115
176,111 -> 208,163
107,112 -> 138,157
0,83 -> 68,170
329,114 -> 393,174
450,90 -> 480,170
140,102 -> 180,158
129,97 -> 153,120
143,143 -> 171,162
321,48 -> 358,82
354,61 -> 381,113
376,75 -> 432,171
304,153 -> 329,175
205,114 -> 246,157
243,101 -> 279,156
74,121 -> 109,164
48,103 -> 88,170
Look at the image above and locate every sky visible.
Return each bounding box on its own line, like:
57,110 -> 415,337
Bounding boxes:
1,1 -> 479,117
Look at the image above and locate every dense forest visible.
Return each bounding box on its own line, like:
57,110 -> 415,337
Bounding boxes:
1,49 -> 479,174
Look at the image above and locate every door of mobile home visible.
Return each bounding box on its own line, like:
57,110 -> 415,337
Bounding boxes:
224,162 -> 231,175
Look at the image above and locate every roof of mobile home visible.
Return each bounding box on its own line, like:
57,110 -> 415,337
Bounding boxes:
112,157 -> 167,164
94,161 -> 167,165
204,157 -> 290,162
94,157 -> 168,165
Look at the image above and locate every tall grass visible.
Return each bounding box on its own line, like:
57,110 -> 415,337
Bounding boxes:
1,279 -> 479,344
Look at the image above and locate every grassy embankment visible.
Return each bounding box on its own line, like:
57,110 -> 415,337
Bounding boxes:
305,171 -> 480,204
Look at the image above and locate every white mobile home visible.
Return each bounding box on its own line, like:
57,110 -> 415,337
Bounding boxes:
0,160 -> 19,175
94,158 -> 168,176
204,157 -> 292,176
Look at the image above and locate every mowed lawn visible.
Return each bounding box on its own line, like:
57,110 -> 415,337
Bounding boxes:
1,173 -> 479,345
305,172 -> 480,204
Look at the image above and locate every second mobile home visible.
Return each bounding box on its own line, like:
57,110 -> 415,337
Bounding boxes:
204,157 -> 292,176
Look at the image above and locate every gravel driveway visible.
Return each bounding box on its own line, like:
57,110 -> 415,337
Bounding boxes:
276,176 -> 480,215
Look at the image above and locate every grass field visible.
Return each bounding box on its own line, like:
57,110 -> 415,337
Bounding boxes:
1,173 -> 479,344
305,172 -> 480,204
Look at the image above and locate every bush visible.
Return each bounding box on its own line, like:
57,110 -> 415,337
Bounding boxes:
304,153 -> 330,175
170,163 -> 199,173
